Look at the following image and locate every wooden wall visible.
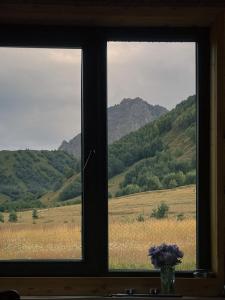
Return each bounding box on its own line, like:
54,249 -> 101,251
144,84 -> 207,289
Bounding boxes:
0,1 -> 224,296
0,1 -> 223,26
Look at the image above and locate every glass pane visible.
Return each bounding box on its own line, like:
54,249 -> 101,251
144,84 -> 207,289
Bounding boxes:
0,48 -> 82,259
108,42 -> 196,270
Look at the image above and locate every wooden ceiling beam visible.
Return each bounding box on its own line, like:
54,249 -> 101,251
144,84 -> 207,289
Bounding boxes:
0,4 -> 223,26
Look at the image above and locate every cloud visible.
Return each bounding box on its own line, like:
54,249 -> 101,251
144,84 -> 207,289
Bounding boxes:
0,43 -> 195,150
0,48 -> 81,150
108,42 -> 195,109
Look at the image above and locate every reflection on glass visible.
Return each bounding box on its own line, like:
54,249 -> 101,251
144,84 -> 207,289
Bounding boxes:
108,42 -> 196,270
0,48 -> 82,259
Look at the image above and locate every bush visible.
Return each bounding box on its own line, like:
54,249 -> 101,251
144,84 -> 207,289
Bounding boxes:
162,172 -> 185,188
8,211 -> 18,222
176,213 -> 185,221
115,183 -> 141,197
32,209 -> 39,219
185,170 -> 196,184
168,179 -> 178,188
0,212 -> 4,223
136,213 -> 145,222
151,202 -> 169,219
146,175 -> 162,190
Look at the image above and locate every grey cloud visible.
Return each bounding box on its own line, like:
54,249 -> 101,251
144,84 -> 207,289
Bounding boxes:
0,43 -> 195,150
0,48 -> 81,150
108,42 -> 195,109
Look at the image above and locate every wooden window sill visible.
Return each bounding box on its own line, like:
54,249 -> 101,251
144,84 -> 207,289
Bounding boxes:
21,297 -> 225,300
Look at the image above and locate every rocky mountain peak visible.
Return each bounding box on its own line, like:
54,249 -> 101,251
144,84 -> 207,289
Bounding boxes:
59,97 -> 168,157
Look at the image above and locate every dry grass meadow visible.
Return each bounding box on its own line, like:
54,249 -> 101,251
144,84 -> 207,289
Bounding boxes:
0,185 -> 196,270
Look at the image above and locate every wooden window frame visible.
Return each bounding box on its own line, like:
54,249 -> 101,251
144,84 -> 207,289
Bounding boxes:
0,20 -> 223,296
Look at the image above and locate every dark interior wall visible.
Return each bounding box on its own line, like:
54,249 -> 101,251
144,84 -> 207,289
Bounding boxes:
0,0 -> 224,26
0,0 -> 224,296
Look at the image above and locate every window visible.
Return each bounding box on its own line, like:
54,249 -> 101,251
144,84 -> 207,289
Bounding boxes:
0,47 -> 82,260
0,26 -> 210,277
108,42 -> 197,271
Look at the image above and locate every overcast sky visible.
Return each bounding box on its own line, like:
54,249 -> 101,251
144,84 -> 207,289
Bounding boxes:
0,42 -> 195,151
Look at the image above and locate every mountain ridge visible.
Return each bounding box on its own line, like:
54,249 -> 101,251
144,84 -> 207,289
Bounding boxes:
0,95 -> 196,210
59,97 -> 168,157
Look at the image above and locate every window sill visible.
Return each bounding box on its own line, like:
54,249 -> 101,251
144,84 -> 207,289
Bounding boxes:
21,297 -> 225,300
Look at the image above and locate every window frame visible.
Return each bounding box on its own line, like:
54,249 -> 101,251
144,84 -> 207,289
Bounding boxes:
0,25 -> 210,278
105,27 -> 211,277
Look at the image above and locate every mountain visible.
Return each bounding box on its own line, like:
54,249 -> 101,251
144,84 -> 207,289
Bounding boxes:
53,95 -> 196,203
108,95 -> 196,196
0,95 -> 196,210
58,97 -> 168,157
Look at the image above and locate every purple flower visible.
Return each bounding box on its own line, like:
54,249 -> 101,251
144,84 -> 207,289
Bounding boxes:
148,243 -> 183,268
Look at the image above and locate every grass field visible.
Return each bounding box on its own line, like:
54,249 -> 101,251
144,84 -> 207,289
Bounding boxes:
0,185 -> 196,270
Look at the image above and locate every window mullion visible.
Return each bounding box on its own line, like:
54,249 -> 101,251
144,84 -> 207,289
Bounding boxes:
196,33 -> 211,271
82,36 -> 108,275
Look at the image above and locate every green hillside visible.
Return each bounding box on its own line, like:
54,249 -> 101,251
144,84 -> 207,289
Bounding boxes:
108,95 -> 195,177
0,150 -> 80,211
53,95 -> 196,201
109,95 -> 196,196
0,95 -> 196,210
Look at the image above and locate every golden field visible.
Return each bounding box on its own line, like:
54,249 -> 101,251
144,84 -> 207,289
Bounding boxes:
0,185 -> 196,270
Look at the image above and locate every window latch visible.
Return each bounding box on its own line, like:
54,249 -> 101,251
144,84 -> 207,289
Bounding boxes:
83,149 -> 96,171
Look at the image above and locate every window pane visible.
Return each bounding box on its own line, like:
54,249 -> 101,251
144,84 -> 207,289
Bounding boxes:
0,48 -> 82,259
108,42 -> 196,270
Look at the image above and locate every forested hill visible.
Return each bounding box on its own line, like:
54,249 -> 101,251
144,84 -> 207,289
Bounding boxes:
109,95 -> 196,178
0,150 -> 80,211
58,95 -> 196,201
108,95 -> 196,196
0,95 -> 196,210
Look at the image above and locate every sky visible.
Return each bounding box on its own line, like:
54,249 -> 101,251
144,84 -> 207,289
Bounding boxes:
0,42 -> 195,151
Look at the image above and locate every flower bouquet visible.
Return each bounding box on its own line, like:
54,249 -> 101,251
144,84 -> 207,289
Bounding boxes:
148,243 -> 183,294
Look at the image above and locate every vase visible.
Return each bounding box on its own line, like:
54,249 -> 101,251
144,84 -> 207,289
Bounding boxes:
160,265 -> 175,294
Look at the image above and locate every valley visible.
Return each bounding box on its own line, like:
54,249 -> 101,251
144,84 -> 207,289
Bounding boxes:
0,95 -> 197,269
0,185 -> 196,269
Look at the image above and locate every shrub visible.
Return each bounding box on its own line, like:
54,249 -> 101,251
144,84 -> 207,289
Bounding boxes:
136,213 -> 145,222
146,175 -> 162,190
162,172 -> 185,188
151,202 -> 169,219
115,190 -> 123,197
168,179 -> 178,188
174,171 -> 186,185
185,170 -> 196,184
176,213 -> 185,221
0,212 -> 4,223
8,211 -> 18,222
121,184 -> 141,196
32,209 -> 39,219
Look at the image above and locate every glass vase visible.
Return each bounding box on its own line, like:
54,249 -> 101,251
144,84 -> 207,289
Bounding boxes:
160,265 -> 175,294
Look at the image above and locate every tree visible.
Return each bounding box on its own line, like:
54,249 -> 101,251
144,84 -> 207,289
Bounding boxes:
32,209 -> 39,220
151,202 -> 169,219
185,170 -> 196,184
8,211 -> 18,222
146,175 -> 162,190
121,184 -> 141,196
